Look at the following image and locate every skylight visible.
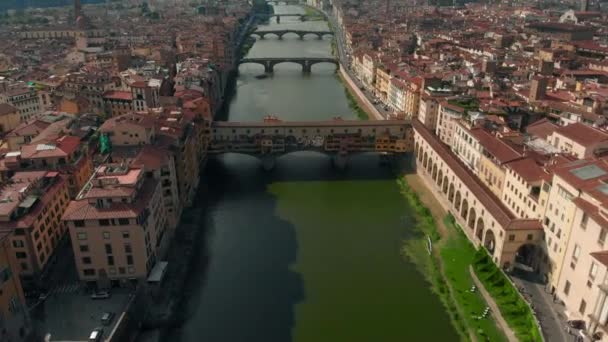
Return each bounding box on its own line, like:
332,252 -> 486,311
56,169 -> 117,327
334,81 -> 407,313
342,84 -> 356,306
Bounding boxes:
570,164 -> 607,180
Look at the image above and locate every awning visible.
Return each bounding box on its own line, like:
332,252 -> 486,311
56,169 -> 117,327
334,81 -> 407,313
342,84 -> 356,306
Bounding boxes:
147,261 -> 168,283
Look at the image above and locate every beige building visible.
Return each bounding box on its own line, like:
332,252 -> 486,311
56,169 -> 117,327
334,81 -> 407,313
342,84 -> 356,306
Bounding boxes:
547,123 -> 608,159
548,159 -> 608,341
0,87 -> 43,122
502,157 -> 547,220
62,164 -> 170,288
0,171 -> 70,287
414,120 -> 543,269
374,65 -> 391,102
436,101 -> 465,146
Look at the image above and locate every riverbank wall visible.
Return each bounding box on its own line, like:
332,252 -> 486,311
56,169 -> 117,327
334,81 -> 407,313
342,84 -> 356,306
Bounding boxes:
337,67 -> 383,120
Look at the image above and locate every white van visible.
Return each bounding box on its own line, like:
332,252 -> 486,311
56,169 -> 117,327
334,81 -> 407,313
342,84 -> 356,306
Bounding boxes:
89,327 -> 103,342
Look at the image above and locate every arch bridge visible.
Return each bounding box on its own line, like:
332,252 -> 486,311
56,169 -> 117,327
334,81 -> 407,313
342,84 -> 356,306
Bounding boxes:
255,13 -> 307,21
238,57 -> 339,73
210,119 -> 414,169
266,0 -> 301,4
250,29 -> 334,40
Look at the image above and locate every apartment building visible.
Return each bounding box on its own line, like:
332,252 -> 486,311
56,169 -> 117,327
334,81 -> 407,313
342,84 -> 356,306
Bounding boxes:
102,91 -> 134,117
403,77 -> 422,118
502,157 -> 547,220
62,71 -> 118,114
62,164 -> 169,288
418,89 -> 451,131
547,123 -> 608,159
0,233 -> 28,342
0,135 -> 93,198
549,159 -> 608,340
0,87 -> 43,122
131,80 -> 161,112
387,78 -> 406,113
0,171 -> 70,287
374,65 -> 392,102
436,101 -> 465,146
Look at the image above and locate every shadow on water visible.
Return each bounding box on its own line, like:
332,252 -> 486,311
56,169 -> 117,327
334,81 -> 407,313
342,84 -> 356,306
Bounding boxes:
168,152 -> 412,342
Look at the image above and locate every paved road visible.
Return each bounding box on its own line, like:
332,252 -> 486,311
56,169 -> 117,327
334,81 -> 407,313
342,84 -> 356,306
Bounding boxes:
324,7 -> 394,119
511,269 -> 571,342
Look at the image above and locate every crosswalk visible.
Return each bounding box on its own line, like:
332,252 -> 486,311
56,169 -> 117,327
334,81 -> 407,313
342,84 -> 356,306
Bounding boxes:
48,282 -> 81,295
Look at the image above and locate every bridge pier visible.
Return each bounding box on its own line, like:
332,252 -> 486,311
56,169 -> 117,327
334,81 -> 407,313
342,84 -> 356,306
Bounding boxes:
302,62 -> 311,73
265,62 -> 273,73
261,154 -> 276,171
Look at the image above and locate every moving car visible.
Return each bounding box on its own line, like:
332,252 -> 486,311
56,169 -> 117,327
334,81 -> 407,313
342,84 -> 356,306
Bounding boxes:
89,327 -> 103,342
90,291 -> 111,300
101,312 -> 115,326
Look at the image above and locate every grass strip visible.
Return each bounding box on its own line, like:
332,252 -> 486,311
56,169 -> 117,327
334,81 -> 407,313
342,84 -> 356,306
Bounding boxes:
472,249 -> 543,342
397,177 -> 509,342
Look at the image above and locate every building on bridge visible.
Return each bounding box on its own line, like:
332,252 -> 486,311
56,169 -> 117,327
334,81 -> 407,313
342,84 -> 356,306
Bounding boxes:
209,118 -> 414,169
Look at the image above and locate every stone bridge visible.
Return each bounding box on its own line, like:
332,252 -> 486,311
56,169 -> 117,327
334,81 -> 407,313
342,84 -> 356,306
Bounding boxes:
255,13 -> 307,22
238,57 -> 339,73
250,29 -> 334,40
266,0 -> 301,4
209,119 -> 414,169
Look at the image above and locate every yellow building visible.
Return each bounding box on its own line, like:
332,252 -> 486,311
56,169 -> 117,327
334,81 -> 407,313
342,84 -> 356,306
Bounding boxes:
374,66 -> 391,102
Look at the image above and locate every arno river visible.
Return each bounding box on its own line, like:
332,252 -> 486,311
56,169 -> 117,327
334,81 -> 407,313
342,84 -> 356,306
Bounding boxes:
173,5 -> 459,341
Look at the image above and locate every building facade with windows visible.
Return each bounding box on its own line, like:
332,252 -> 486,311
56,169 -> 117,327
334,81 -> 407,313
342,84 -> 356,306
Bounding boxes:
0,171 -> 70,287
62,165 -> 169,288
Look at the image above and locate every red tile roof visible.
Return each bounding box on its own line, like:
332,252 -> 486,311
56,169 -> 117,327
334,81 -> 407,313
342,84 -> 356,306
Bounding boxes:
554,123 -> 608,147
526,118 -> 558,140
470,128 -> 522,164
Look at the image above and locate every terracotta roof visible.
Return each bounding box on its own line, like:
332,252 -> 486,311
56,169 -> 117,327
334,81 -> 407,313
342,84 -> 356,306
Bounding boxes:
103,91 -> 133,101
553,123 -> 608,147
62,178 -> 157,221
469,128 -> 522,164
505,157 -> 547,183
526,118 -> 558,140
413,121 -> 542,231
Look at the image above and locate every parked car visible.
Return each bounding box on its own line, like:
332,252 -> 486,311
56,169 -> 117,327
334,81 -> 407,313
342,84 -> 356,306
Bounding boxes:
90,291 -> 111,300
38,292 -> 48,301
89,327 -> 104,342
101,312 -> 115,326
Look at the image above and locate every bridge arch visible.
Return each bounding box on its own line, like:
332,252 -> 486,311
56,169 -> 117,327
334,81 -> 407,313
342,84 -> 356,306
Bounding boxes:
308,60 -> 339,72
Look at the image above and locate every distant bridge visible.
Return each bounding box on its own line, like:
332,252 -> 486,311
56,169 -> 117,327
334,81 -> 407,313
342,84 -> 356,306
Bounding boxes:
255,13 -> 307,21
266,0 -> 301,4
250,29 -> 334,40
209,119 -> 414,169
238,57 -> 339,73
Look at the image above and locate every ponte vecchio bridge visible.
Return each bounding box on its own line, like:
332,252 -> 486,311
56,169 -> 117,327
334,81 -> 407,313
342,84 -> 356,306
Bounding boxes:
209,118 -> 414,169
